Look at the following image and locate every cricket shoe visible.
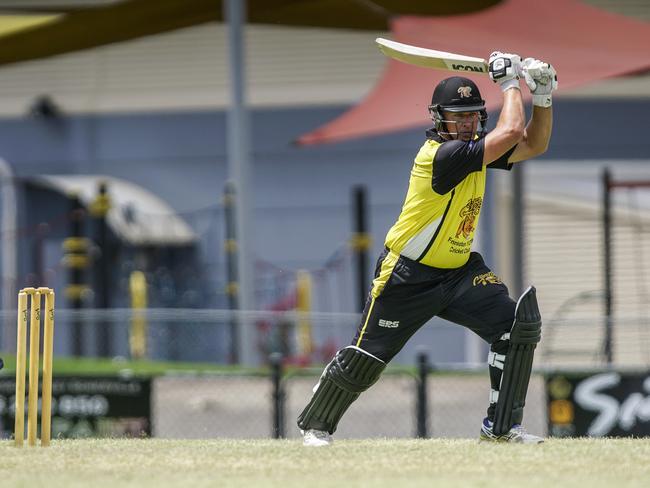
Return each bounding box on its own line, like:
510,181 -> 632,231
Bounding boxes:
479,418 -> 544,444
301,429 -> 333,447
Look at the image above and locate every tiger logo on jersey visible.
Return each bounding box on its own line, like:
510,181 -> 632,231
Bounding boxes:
472,271 -> 503,287
456,197 -> 482,239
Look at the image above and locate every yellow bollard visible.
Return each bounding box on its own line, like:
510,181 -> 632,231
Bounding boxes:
296,270 -> 313,357
129,271 -> 148,359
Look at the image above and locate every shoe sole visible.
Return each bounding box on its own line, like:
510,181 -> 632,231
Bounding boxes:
303,440 -> 332,447
479,431 -> 544,444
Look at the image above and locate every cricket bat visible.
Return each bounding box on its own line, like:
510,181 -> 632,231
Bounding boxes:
375,38 -> 488,74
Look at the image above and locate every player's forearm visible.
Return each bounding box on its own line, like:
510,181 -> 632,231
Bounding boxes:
495,88 -> 525,139
482,88 -> 525,165
524,105 -> 553,154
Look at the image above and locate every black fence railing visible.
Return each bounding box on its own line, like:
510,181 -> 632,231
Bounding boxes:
271,351 -> 432,439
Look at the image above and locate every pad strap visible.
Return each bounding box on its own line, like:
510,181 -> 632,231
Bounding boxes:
488,351 -> 506,370
490,389 -> 499,404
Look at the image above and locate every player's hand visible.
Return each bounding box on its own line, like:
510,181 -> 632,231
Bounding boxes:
488,51 -> 522,92
522,58 -> 558,108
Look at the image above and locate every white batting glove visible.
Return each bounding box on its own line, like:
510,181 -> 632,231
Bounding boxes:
488,51 -> 522,92
522,58 -> 558,107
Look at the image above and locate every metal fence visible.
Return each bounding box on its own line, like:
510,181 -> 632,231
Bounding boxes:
0,308 -> 362,365
151,366 -> 547,440
1,306 -> 647,440
0,359 -> 547,440
4,307 -> 650,368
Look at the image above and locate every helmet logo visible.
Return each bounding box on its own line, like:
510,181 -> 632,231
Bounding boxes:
458,86 -> 472,98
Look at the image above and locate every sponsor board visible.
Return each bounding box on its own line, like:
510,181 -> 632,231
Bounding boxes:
546,371 -> 650,437
0,375 -> 151,439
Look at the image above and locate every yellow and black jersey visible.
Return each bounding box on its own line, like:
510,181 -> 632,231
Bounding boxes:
385,130 -> 515,269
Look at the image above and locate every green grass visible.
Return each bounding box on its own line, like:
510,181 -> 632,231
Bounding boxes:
1,438 -> 649,487
0,353 -> 442,378
0,353 -> 266,376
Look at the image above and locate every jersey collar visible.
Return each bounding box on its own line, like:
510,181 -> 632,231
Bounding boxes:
425,127 -> 445,143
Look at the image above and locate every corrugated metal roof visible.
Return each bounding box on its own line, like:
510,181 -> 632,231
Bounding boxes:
33,175 -> 197,246
0,24 -> 387,115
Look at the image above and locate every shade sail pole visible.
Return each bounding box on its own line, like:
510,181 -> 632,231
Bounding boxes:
225,0 -> 255,365
0,158 -> 17,352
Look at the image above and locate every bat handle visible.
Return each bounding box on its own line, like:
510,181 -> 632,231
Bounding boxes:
517,63 -> 527,78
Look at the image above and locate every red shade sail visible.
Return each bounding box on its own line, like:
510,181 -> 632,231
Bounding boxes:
298,0 -> 650,145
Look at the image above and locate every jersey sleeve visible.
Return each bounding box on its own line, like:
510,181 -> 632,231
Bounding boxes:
487,144 -> 518,171
431,139 -> 484,195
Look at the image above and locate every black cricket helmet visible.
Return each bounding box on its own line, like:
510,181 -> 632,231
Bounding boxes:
428,76 -> 488,139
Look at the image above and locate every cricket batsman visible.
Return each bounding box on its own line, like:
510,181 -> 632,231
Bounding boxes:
297,51 -> 557,445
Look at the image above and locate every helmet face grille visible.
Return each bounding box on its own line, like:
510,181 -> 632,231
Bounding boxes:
428,105 -> 488,140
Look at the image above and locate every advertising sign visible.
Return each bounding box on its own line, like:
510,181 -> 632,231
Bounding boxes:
0,375 -> 151,439
546,372 -> 650,437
